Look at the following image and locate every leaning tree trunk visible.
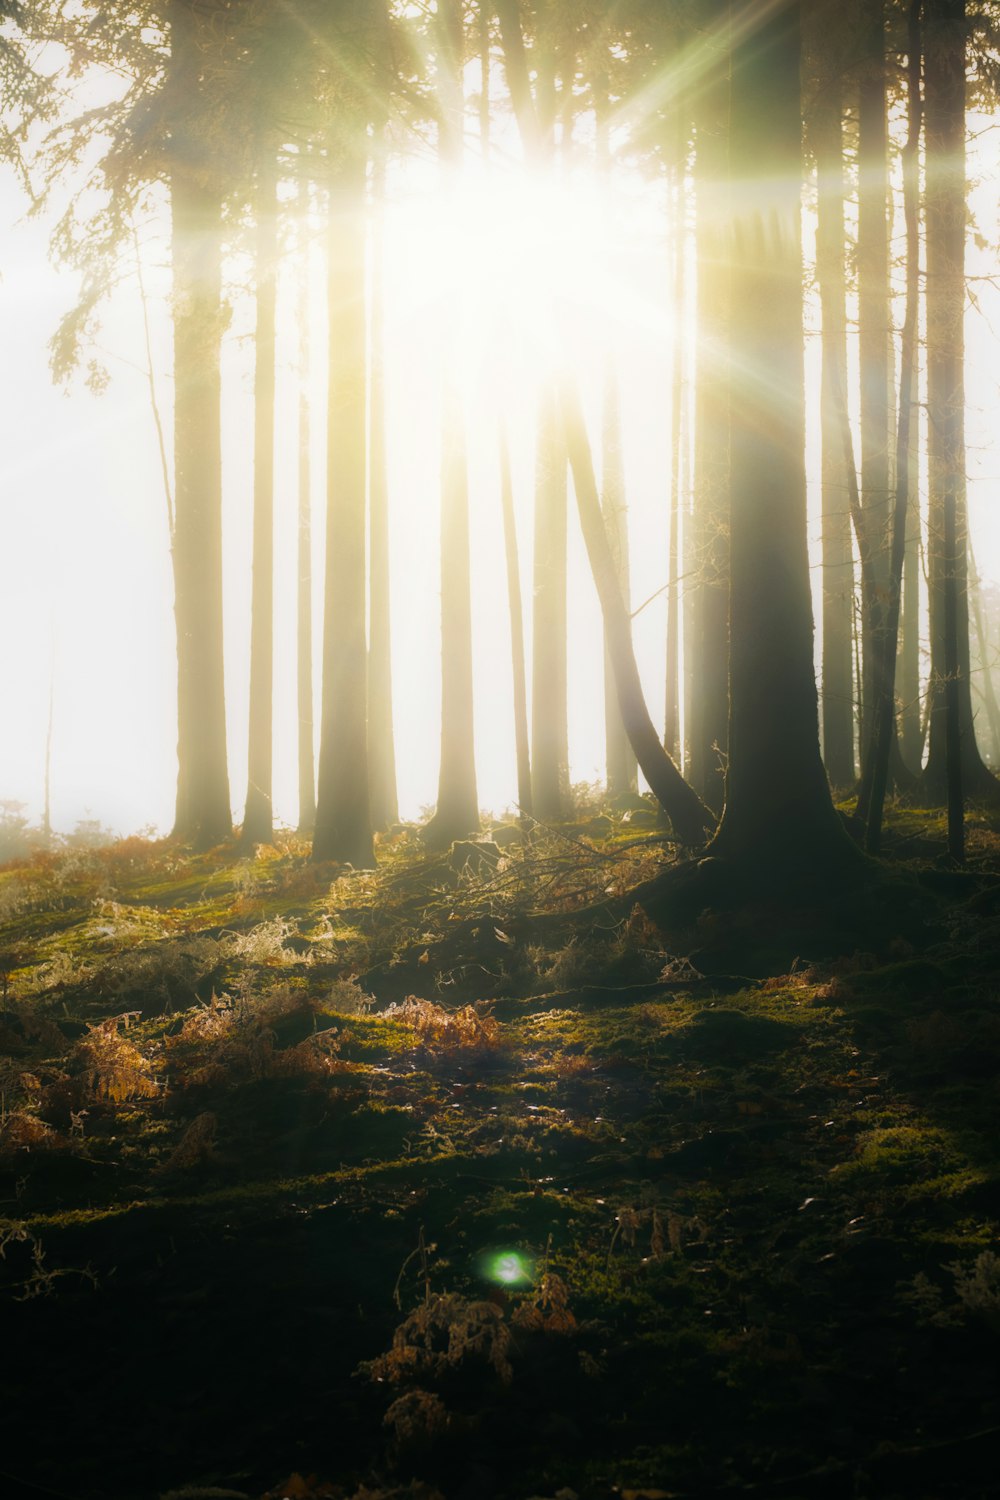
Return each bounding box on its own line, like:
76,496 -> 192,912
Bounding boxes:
313,145 -> 375,867
169,0 -> 231,849
709,0 -> 858,874
424,0 -> 480,848
922,0 -> 997,807
242,154 -> 278,847
560,378 -> 713,846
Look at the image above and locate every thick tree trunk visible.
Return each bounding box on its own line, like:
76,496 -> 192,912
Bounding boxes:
922,0 -> 998,804
811,58 -> 855,787
169,1 -> 231,849
710,0 -> 857,873
313,148 -> 374,867
688,8 -> 730,812
561,378 -> 713,846
367,132 -> 399,833
296,178 -> 316,836
425,0 -> 480,848
242,156 -> 278,847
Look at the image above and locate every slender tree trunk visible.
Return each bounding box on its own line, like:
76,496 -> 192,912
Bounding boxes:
857,0 -> 891,763
560,377 -> 713,845
899,334 -> 922,771
811,54 -> 855,787
922,0 -> 997,804
859,0 -> 921,854
710,0 -> 857,873
499,422 -> 532,823
594,67 -> 636,799
531,387 -> 570,819
688,6 -> 730,812
296,177 -> 316,835
169,2 -> 231,848
313,147 -> 374,867
242,155 -> 278,847
367,132 -> 399,832
664,166 -> 685,765
425,0 -> 480,848
601,364 -> 637,796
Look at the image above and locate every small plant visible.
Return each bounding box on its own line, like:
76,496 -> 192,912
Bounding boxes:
366,1290 -> 513,1385
72,1014 -> 157,1103
383,995 -> 501,1051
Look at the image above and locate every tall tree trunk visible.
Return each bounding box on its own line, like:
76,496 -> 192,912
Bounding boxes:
811,48 -> 855,787
899,334 -> 923,772
367,131 -> 399,832
594,65 -> 636,799
858,0 -> 921,854
499,422 -> 532,823
710,0 -> 857,873
242,155 -> 278,847
688,4 -> 730,812
425,0 -> 480,848
664,164 -> 685,766
601,364 -> 637,796
560,378 -> 713,846
313,146 -> 374,867
296,176 -> 316,835
922,0 -> 997,804
495,0 -> 568,819
531,388 -> 569,820
856,0 -> 891,763
169,1 -> 231,849
969,543 -> 1000,767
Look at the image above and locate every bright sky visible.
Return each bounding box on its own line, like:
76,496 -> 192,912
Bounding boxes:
1,91 -> 999,841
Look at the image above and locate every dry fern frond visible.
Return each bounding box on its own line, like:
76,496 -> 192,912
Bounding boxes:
383,996 -> 501,1052
512,1272 -> 576,1335
367,1291 -> 513,1385
72,1016 -> 157,1103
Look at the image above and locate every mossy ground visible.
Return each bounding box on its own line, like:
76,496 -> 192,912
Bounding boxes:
1,806 -> 1000,1499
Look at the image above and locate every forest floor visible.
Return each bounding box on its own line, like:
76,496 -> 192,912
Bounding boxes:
1,799 -> 1000,1500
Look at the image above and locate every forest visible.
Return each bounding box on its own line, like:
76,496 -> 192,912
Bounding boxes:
3,1 -> 1000,1497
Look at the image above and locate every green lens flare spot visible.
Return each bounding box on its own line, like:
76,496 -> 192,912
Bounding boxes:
487,1250 -> 531,1286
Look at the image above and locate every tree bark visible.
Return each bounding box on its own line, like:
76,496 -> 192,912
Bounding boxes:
313,147 -> 374,867
242,154 -> 278,847
169,0 -> 231,849
688,5 -> 730,812
921,0 -> 998,803
296,176 -> 316,835
499,421 -> 533,823
709,0 -> 858,873
367,129 -> 399,833
560,377 -> 713,846
810,47 -> 855,787
424,0 -> 480,848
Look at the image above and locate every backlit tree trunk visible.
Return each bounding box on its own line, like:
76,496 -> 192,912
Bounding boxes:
296,176 -> 316,835
922,0 -> 997,807
688,3 -> 730,812
710,0 -> 856,872
313,146 -> 374,866
169,0 -> 231,848
242,154 -> 278,847
811,48 -> 855,787
425,0 -> 480,847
